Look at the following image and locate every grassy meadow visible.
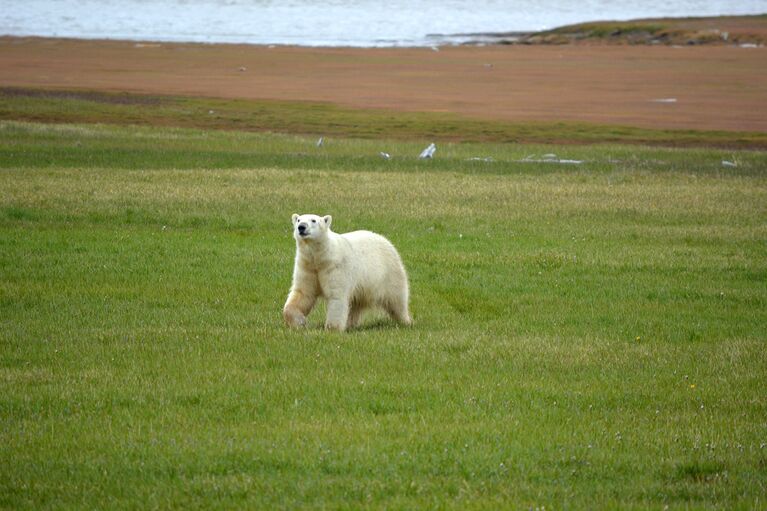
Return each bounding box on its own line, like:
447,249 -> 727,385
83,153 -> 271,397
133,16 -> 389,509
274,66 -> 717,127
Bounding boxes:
1,120 -> 766,509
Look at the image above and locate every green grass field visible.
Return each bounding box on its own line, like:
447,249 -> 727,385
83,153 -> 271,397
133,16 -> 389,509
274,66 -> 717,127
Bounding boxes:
1,120 -> 766,509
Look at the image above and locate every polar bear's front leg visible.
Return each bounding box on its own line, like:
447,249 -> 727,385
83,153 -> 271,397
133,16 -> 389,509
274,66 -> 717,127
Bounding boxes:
283,289 -> 316,328
325,296 -> 350,331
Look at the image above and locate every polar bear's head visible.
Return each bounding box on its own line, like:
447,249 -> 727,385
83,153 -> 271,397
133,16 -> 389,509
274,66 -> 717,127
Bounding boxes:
292,213 -> 332,242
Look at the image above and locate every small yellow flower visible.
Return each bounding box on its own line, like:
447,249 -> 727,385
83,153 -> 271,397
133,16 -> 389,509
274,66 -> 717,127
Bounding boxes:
635,336 -> 641,342
690,384 -> 696,389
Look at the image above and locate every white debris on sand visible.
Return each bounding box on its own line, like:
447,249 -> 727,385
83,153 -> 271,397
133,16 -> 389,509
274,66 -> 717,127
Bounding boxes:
517,154 -> 583,165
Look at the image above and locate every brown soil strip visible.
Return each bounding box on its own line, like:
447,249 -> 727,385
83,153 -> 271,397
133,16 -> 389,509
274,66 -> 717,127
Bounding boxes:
1,36 -> 766,133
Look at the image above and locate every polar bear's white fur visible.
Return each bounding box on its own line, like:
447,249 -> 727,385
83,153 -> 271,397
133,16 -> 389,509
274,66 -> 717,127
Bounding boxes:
283,213 -> 411,331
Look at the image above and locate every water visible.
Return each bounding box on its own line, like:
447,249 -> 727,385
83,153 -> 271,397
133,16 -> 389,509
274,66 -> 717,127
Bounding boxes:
1,0 -> 765,47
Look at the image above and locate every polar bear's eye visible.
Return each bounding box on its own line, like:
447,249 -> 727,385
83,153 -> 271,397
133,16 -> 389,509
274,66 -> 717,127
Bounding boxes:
311,219 -> 317,224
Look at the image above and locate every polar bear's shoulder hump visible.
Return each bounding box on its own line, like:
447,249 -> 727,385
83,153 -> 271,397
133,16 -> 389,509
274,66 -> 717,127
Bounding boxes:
341,230 -> 395,248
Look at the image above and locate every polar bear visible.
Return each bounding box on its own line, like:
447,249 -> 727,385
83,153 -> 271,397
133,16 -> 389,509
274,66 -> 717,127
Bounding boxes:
283,213 -> 411,331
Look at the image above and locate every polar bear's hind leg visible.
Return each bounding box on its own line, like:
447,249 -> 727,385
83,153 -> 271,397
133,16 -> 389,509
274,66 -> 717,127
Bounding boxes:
347,300 -> 365,330
384,291 -> 411,326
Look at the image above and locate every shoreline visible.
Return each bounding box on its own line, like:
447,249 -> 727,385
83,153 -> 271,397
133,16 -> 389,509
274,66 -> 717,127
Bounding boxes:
2,15 -> 765,49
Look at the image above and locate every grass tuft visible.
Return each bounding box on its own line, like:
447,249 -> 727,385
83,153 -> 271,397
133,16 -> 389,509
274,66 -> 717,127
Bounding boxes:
673,460 -> 728,483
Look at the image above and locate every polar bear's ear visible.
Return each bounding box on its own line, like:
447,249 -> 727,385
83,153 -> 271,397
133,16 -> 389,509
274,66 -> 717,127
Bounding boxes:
323,215 -> 332,228
291,213 -> 299,225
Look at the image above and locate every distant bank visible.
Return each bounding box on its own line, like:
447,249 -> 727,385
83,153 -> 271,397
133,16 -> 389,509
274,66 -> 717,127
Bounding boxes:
458,15 -> 767,46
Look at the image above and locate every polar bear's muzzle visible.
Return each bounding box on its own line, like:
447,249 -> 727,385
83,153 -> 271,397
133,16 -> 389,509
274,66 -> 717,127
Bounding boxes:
297,223 -> 309,236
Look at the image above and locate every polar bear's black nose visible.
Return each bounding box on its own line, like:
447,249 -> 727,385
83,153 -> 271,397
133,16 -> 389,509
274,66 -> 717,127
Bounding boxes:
298,223 -> 307,234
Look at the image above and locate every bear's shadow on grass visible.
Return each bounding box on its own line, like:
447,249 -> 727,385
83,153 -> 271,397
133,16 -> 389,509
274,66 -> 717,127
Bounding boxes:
304,317 -> 408,333
351,318 -> 410,332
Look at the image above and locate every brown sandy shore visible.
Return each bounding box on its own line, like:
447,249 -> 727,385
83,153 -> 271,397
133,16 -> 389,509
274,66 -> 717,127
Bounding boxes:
1,35 -> 766,133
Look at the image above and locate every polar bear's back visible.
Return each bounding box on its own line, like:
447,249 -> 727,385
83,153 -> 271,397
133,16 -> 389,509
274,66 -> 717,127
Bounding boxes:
340,230 -> 408,299
341,229 -> 394,246
341,230 -> 404,268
